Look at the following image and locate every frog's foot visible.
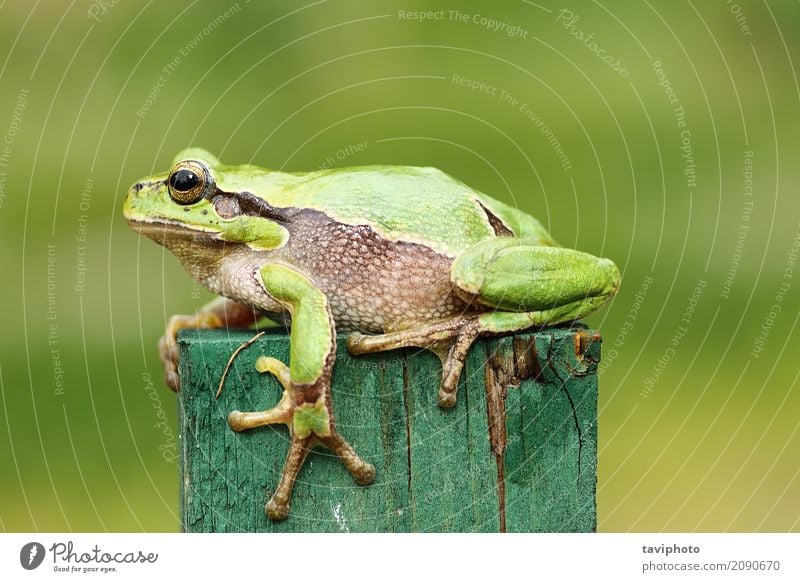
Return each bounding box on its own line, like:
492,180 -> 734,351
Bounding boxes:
158,312 -> 223,391
227,356 -> 374,520
227,358 -> 294,430
258,432 -> 375,520
159,298 -> 259,391
347,316 -> 480,408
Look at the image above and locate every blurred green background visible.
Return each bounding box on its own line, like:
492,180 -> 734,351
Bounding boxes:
1,0 -> 798,532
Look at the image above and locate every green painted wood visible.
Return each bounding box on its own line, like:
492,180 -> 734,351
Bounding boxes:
178,326 -> 599,532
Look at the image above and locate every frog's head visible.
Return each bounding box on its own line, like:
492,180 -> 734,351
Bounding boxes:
123,148 -> 290,252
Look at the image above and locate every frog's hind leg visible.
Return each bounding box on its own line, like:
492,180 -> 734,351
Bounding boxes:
348,239 -> 620,409
346,318 -> 465,355
347,316 -> 481,408
349,300 -> 609,409
450,237 -> 620,315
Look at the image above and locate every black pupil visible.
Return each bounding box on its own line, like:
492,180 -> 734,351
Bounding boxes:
170,169 -> 199,192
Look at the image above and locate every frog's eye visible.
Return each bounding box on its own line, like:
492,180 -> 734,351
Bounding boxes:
167,160 -> 212,204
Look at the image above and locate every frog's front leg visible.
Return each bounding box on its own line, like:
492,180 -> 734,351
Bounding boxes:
349,239 -> 620,408
160,297 -> 259,390
227,263 -> 375,521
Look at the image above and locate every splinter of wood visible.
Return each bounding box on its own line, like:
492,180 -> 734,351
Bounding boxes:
216,331 -> 266,398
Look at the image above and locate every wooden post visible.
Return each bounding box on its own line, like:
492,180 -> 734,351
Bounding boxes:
178,327 -> 599,532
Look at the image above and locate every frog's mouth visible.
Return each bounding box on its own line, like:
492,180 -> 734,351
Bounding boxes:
126,218 -> 224,246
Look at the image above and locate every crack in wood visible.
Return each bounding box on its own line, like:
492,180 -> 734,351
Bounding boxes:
486,331 -> 589,522
401,355 -> 413,507
547,339 -> 584,483
483,348 -> 508,533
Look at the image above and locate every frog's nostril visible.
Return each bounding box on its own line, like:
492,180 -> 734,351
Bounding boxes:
130,179 -> 163,195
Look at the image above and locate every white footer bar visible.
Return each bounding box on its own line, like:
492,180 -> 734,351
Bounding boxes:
1,533 -> 798,581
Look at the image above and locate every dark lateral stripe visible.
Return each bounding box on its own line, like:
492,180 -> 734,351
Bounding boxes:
478,201 -> 514,236
219,189 -> 296,223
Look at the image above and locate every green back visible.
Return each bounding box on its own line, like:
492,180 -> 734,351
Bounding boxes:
214,163 -> 557,256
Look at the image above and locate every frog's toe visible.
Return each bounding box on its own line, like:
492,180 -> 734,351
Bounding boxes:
438,389 -> 457,409
254,356 -> 291,389
157,334 -> 180,391
227,358 -> 294,431
438,349 -> 466,408
164,369 -> 180,392
345,332 -> 369,353
264,434 -> 313,521
436,320 -> 482,408
319,432 -> 376,485
227,404 -> 293,431
356,463 -> 377,486
265,498 -> 290,521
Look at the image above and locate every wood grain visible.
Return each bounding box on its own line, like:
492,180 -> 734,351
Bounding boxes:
178,327 -> 599,532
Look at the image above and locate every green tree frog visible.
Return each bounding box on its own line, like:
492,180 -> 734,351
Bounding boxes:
124,148 -> 621,520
